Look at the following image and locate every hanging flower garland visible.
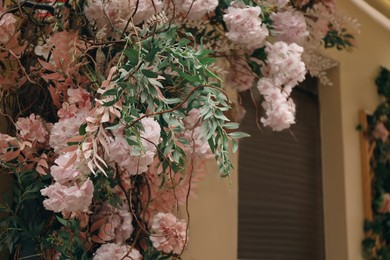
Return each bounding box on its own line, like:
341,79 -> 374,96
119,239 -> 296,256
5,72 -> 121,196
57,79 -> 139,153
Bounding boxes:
362,67 -> 390,259
0,0 -> 356,258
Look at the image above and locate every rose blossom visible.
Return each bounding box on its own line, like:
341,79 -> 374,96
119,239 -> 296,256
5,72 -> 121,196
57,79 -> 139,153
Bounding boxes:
223,6 -> 269,50
41,179 -> 94,213
150,212 -> 187,254
93,243 -> 141,260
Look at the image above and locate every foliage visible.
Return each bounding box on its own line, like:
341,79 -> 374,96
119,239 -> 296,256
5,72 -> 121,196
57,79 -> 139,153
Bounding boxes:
0,0 -> 356,258
362,67 -> 390,260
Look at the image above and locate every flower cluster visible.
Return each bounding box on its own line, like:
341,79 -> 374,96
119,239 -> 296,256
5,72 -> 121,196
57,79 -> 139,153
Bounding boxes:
0,0 -> 356,258
223,6 -> 269,50
150,213 -> 187,254
361,67 -> 390,259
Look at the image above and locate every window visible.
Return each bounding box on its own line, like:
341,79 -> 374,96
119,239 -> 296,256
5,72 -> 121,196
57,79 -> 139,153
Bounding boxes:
238,78 -> 325,260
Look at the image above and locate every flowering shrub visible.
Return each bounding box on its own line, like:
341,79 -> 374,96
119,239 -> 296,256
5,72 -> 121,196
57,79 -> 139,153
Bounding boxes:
362,67 -> 390,259
0,0 -> 356,258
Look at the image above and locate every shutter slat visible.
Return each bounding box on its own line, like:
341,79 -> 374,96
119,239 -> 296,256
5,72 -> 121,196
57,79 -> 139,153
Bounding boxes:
238,79 -> 325,260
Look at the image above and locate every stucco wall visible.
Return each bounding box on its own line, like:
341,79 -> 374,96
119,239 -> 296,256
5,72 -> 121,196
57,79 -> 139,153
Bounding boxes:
320,1 -> 390,259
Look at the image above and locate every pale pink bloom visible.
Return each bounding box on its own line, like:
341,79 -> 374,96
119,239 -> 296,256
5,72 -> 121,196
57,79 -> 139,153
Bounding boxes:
34,43 -> 52,60
257,78 -> 296,131
271,10 -> 308,44
50,151 -> 90,184
50,108 -> 89,152
0,12 -> 16,44
143,159 -> 204,215
379,193 -> 390,213
320,0 -> 336,11
308,4 -> 332,41
68,88 -> 91,109
175,0 -> 218,20
107,118 -> 161,175
226,58 -> 255,92
373,122 -> 389,143
140,117 -> 161,151
150,212 -> 187,254
267,0 -> 289,8
46,31 -> 85,69
16,114 -> 50,144
181,109 -> 213,158
93,243 -> 141,260
41,179 -> 94,213
84,0 -> 163,33
91,202 -> 133,243
182,127 -> 213,158
223,6 -> 269,50
262,41 -> 306,91
183,109 -> 201,129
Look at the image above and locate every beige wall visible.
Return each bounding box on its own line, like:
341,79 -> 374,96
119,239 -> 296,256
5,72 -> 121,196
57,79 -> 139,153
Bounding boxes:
321,1 -> 390,260
183,156 -> 238,260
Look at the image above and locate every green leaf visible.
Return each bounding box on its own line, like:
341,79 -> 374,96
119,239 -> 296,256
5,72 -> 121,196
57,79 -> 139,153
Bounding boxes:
101,88 -> 119,97
145,47 -> 159,62
232,139 -> 238,153
124,48 -> 139,66
223,122 -> 239,130
56,216 -> 69,227
79,123 -> 87,135
228,131 -> 250,139
142,69 -> 158,78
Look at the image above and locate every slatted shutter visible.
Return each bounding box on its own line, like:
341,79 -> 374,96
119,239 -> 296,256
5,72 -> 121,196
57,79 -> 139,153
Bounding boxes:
237,78 -> 325,260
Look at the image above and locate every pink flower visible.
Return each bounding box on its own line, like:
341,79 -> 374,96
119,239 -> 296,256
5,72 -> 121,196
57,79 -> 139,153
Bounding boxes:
150,212 -> 187,254
41,179 -> 94,213
373,122 -> 389,143
226,58 -> 255,92
174,0 -> 218,20
91,202 -> 133,243
267,0 -> 289,8
379,193 -> 390,213
84,0 -> 163,33
140,117 -> 161,151
0,12 -> 16,44
271,10 -> 308,44
50,108 -> 89,152
262,41 -> 306,91
180,109 -> 213,158
50,151 -> 90,184
107,118 -> 161,176
67,88 -> 91,109
16,114 -> 50,144
93,243 -> 141,260
223,6 -> 269,50
257,78 -> 296,131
